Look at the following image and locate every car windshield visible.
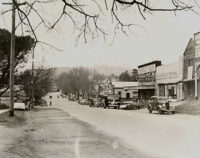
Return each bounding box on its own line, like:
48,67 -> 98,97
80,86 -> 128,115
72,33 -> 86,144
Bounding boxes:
158,97 -> 167,102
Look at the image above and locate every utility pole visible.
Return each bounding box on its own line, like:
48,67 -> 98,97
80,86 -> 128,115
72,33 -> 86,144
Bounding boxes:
31,45 -> 35,108
9,0 -> 16,116
3,0 -> 26,116
2,1 -> 16,116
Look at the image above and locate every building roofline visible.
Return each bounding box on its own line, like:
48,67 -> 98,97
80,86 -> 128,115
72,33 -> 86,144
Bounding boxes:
138,60 -> 161,68
194,32 -> 200,36
183,38 -> 194,55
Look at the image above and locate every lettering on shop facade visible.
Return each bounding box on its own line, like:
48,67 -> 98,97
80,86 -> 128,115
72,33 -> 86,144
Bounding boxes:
138,64 -> 156,85
156,71 -> 178,80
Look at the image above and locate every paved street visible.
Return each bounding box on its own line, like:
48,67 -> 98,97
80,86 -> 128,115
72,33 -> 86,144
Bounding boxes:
0,108 -> 153,158
46,93 -> 200,158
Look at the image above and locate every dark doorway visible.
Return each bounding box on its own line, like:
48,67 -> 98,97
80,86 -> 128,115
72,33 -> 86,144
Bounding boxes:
126,93 -> 130,99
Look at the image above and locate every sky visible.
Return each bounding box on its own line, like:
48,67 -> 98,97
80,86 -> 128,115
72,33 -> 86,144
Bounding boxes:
1,1 -> 200,70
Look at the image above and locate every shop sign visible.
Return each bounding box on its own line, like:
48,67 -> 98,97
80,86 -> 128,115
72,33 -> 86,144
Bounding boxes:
195,32 -> 200,58
138,64 -> 156,75
138,71 -> 156,85
188,66 -> 193,80
157,71 -> 178,80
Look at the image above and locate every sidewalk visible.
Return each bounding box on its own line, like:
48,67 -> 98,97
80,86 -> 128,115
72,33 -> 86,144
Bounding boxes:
0,109 -> 8,114
171,100 -> 186,107
0,108 -> 151,158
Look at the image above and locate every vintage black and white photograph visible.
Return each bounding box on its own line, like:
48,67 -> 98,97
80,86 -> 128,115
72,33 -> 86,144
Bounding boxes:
0,0 -> 200,158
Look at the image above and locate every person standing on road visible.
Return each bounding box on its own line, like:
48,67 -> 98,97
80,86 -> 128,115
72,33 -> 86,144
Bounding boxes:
49,96 -> 52,106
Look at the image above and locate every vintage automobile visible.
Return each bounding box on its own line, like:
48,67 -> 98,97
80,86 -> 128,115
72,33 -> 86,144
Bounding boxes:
147,96 -> 175,114
104,95 -> 121,109
78,98 -> 88,105
14,102 -> 27,110
89,98 -> 103,107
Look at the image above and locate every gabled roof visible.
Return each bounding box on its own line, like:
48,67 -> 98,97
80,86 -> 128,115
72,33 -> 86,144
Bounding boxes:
183,38 -> 194,55
112,81 -> 138,88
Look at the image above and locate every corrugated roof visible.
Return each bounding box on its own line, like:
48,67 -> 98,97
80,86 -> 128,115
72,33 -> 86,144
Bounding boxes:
112,81 -> 138,88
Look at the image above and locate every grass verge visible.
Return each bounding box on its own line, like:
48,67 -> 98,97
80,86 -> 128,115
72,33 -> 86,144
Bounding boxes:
175,100 -> 200,115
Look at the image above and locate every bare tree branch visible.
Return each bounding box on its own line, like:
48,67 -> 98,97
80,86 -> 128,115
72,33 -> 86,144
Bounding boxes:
0,0 -> 194,46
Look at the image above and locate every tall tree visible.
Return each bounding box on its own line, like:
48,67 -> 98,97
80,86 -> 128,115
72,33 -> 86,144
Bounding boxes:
0,28 -> 34,96
16,68 -> 53,104
119,71 -> 131,81
131,69 -> 138,81
56,67 -> 105,97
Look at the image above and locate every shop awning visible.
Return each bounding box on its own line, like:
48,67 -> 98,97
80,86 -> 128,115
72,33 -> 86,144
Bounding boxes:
183,79 -> 195,82
123,87 -> 138,91
136,85 -> 155,90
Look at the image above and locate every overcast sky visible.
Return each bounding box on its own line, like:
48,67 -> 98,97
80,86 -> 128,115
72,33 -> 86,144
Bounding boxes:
1,1 -> 200,69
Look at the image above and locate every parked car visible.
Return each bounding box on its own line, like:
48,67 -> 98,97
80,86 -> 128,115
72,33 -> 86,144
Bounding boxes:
104,95 -> 121,109
89,98 -> 103,107
108,100 -> 121,109
124,102 -> 139,110
14,102 -> 27,110
147,96 -> 175,114
78,98 -> 88,105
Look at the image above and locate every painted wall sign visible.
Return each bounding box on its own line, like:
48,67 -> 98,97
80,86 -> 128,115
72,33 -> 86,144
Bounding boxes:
138,64 -> 156,75
195,32 -> 200,58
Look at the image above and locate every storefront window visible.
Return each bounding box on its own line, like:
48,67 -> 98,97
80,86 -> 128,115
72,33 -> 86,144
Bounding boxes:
168,85 -> 177,99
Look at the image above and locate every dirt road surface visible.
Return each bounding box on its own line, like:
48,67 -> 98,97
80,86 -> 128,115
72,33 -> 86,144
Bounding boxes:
47,93 -> 200,158
0,108 -> 153,158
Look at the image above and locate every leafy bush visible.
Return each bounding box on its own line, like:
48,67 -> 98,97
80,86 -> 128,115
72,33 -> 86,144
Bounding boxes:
0,103 -> 9,110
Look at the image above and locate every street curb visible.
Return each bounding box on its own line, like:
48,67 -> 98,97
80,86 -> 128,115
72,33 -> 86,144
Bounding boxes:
0,109 -> 9,115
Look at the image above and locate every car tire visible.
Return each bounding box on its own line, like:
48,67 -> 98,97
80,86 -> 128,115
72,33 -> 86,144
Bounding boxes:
172,111 -> 175,114
158,109 -> 163,114
149,110 -> 152,113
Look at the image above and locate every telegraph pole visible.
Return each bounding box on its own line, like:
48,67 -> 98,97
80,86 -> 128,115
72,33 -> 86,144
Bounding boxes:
31,45 -> 35,108
9,0 -> 16,116
2,0 -> 27,116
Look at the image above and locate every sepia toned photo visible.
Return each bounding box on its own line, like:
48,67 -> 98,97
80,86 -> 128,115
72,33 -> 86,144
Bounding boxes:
0,0 -> 200,158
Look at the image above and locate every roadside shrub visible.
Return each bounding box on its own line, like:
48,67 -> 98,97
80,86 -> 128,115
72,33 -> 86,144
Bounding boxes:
0,103 -> 9,110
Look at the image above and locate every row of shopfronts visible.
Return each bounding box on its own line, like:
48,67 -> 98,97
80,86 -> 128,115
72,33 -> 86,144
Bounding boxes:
137,32 -> 200,101
137,58 -> 185,101
102,32 -> 200,101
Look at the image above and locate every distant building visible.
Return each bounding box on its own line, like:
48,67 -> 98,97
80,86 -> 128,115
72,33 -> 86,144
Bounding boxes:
137,60 -> 161,100
0,85 -> 26,105
111,81 -> 138,100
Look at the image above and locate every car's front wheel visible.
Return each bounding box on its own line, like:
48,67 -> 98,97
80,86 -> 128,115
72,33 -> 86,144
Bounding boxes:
172,111 -> 175,114
158,108 -> 163,114
148,104 -> 152,113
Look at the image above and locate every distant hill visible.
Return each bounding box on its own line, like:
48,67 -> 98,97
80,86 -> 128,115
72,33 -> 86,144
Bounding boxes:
54,67 -> 72,76
54,65 -> 131,77
93,65 -> 131,76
